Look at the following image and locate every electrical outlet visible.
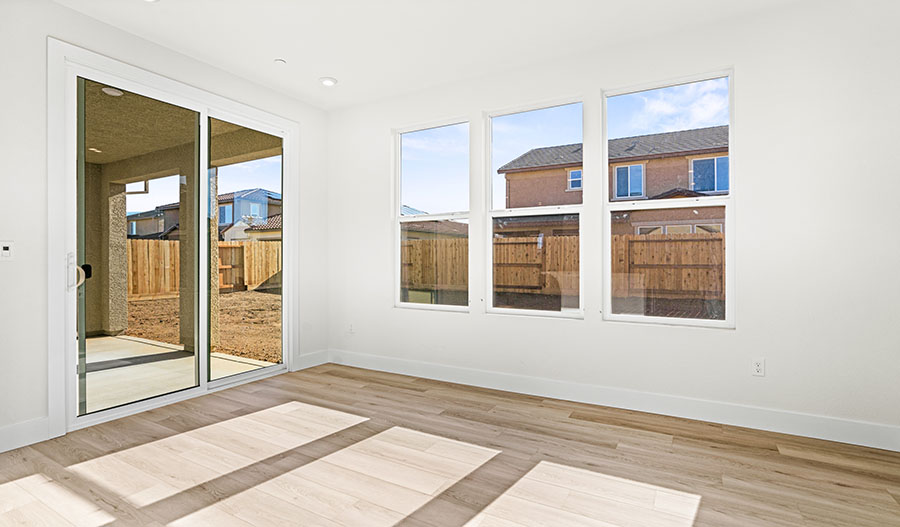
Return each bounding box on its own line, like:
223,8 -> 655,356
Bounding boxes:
751,358 -> 766,377
348,323 -> 355,334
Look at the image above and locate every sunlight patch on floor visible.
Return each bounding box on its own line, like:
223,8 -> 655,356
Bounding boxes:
173,426 -> 501,526
0,473 -> 116,527
69,401 -> 369,508
465,461 -> 701,527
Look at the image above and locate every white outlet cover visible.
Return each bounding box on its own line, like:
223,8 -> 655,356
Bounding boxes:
752,358 -> 766,377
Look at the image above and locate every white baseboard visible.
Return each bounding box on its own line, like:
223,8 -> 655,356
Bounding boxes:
328,348 -> 900,452
292,349 -> 331,371
0,417 -> 57,454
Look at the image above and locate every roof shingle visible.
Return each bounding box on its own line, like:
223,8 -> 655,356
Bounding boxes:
497,125 -> 728,173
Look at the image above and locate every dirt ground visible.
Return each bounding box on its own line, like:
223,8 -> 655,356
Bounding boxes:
125,290 -> 282,363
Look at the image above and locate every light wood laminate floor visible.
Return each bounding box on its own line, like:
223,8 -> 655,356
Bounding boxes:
1,364 -> 898,526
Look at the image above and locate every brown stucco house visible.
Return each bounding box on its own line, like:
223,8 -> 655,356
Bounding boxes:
497,125 -> 729,235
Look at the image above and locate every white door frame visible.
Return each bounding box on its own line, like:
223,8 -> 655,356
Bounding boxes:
47,38 -> 300,435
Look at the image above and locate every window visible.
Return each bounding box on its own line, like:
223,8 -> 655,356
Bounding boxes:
250,202 -> 261,218
614,164 -> 644,199
398,122 -> 469,308
567,169 -> 583,191
697,223 -> 722,233
606,76 -> 732,326
692,156 -> 729,193
637,226 -> 662,235
129,221 -> 136,235
491,103 -> 582,313
219,204 -> 232,224
665,224 -> 692,234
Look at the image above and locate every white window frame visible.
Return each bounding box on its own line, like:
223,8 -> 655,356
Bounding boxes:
393,119 -> 471,313
613,163 -> 646,199
690,155 -> 729,194
486,99 -> 585,319
129,221 -> 137,235
602,70 -> 735,329
566,168 -> 583,191
250,202 -> 261,218
47,39 -> 300,438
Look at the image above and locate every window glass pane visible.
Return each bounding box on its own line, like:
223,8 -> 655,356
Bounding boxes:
697,224 -> 722,233
493,103 -> 583,209
611,206 -> 725,320
208,117 -> 283,381
616,166 -> 629,198
81,78 -> 200,415
716,156 -> 729,191
400,220 -> 468,306
493,214 -> 579,312
629,165 -> 643,196
401,123 -> 468,215
693,159 -> 715,192
638,226 -> 663,235
607,77 -> 729,201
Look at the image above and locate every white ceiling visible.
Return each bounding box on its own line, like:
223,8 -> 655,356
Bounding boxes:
55,0 -> 797,110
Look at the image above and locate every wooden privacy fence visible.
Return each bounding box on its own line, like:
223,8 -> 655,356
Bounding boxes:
127,239 -> 282,300
400,238 -> 468,292
611,233 -> 724,300
401,233 -> 724,300
400,235 -> 580,297
493,236 -> 579,296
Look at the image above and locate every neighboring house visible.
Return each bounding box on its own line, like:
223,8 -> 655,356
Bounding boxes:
497,125 -> 728,236
243,213 -> 283,241
126,209 -> 164,237
127,188 -> 282,240
401,220 -> 468,240
399,205 -> 469,240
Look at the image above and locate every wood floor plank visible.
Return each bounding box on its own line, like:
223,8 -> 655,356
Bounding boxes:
1,363 -> 898,527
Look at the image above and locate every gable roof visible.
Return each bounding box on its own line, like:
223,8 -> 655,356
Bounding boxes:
401,205 -> 428,216
157,188 -> 282,211
497,125 -> 728,173
126,209 -> 163,220
402,220 -> 468,237
246,214 -> 282,231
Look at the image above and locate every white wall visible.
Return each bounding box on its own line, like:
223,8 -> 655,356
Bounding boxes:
0,1 -> 329,437
326,1 -> 900,448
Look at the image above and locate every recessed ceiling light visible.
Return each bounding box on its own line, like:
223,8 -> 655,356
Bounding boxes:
273,58 -> 287,65
101,87 -> 124,97
88,147 -> 102,153
144,0 -> 160,3
319,77 -> 338,87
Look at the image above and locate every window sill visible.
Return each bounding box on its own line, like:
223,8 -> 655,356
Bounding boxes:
565,188 -> 583,192
395,302 -> 469,313
486,307 -> 584,320
602,312 -> 733,329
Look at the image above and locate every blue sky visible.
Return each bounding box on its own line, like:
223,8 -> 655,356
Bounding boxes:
491,103 -> 583,209
402,77 -> 728,213
126,155 -> 283,214
401,123 -> 469,214
607,77 -> 729,139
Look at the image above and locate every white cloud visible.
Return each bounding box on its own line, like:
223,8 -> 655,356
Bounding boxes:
623,78 -> 729,136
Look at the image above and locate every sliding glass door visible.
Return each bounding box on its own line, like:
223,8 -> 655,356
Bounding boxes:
207,118 -> 284,381
76,78 -> 199,415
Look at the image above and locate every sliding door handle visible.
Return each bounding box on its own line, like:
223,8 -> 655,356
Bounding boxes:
75,265 -> 86,288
